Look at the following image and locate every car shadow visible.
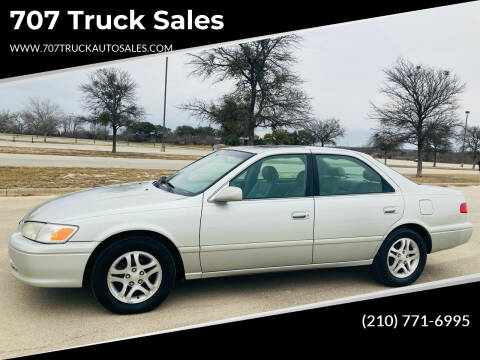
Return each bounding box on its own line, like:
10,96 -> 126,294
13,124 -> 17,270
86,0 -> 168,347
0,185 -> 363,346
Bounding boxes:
19,286 -> 101,313
171,265 -> 378,299
20,266 -> 378,314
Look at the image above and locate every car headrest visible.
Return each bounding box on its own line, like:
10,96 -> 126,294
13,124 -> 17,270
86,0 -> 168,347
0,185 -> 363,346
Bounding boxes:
363,169 -> 379,182
326,166 -> 345,177
262,166 -> 279,182
296,170 -> 306,185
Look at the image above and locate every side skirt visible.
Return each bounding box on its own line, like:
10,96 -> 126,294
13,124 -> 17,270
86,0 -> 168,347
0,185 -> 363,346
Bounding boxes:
184,259 -> 373,280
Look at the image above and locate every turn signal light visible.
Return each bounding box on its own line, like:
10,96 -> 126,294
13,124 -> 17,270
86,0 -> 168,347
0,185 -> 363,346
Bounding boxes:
50,227 -> 75,241
460,203 -> 468,213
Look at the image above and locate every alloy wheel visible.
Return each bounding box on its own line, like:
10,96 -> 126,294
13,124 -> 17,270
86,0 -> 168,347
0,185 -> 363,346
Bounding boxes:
107,251 -> 162,304
387,238 -> 420,279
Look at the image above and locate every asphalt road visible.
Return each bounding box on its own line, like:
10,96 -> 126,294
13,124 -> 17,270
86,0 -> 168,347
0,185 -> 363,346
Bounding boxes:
0,153 -> 192,170
0,186 -> 479,358
0,137 -> 212,156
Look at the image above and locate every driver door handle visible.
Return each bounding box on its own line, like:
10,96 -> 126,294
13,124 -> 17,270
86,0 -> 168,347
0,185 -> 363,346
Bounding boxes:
383,206 -> 398,214
291,211 -> 309,219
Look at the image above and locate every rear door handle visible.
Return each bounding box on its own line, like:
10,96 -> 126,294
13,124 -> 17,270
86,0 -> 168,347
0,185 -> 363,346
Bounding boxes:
291,211 -> 309,219
383,207 -> 398,214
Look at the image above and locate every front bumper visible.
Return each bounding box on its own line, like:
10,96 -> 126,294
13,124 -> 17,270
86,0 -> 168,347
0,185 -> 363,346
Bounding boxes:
8,231 -> 98,288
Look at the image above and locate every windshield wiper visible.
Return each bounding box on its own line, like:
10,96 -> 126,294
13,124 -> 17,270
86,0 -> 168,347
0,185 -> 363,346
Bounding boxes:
153,176 -> 175,192
160,176 -> 175,189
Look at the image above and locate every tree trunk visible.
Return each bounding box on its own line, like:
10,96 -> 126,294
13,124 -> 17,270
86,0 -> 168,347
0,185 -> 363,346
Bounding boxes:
247,122 -> 255,145
416,145 -> 423,177
247,79 -> 256,146
43,133 -> 47,143
112,127 -> 117,153
384,151 -> 387,165
433,149 -> 437,167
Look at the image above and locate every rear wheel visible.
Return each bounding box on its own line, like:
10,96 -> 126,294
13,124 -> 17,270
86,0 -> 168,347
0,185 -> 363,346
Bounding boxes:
372,228 -> 427,287
90,236 -> 176,314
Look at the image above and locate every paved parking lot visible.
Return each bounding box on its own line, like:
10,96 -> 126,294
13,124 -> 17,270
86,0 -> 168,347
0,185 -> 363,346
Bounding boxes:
0,186 -> 479,358
0,153 -> 191,170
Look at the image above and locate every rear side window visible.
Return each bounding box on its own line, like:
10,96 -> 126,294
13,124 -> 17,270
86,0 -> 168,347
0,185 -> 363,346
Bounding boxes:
315,155 -> 394,196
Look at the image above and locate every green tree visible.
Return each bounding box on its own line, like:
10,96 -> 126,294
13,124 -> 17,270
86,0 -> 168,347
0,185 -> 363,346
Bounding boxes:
181,36 -> 312,144
80,68 -> 144,152
131,121 -> 156,141
263,129 -> 295,145
292,129 -> 315,145
174,125 -> 195,144
154,125 -> 171,143
370,130 -> 403,165
194,126 -> 217,136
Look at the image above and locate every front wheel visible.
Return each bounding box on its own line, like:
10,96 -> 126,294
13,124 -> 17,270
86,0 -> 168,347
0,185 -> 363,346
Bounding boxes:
372,228 -> 427,287
90,236 -> 176,314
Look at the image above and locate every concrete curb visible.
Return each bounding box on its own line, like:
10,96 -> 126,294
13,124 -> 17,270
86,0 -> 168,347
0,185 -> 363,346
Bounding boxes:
1,188 -> 84,196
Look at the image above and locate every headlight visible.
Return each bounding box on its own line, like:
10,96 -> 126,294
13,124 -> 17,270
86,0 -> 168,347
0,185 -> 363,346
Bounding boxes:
21,222 -> 78,244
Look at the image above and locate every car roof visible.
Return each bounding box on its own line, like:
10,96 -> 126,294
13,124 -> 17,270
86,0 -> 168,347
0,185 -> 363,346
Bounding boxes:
225,145 -> 363,156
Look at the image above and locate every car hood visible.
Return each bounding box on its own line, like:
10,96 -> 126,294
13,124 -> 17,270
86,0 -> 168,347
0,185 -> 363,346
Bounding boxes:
24,181 -> 186,223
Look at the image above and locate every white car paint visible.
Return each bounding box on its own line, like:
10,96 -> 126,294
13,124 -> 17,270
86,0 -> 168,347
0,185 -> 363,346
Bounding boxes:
9,146 -> 473,288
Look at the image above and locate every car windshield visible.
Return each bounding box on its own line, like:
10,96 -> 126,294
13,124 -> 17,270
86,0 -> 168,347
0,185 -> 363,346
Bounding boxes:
160,149 -> 253,196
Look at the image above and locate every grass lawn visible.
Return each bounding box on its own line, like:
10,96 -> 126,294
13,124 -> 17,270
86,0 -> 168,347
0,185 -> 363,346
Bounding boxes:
0,146 -> 200,161
0,166 -> 478,190
405,174 -> 480,185
0,167 -> 175,189
389,164 -> 478,172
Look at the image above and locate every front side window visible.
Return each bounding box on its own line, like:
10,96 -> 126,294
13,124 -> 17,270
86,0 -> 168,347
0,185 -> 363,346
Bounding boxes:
315,155 -> 394,196
165,150 -> 253,196
231,154 -> 308,199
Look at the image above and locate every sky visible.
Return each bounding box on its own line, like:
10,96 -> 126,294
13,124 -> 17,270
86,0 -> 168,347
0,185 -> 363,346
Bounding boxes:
1,1 -> 479,147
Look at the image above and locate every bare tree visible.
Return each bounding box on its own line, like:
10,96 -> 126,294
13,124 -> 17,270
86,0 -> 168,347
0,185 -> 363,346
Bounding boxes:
465,126 -> 480,169
59,116 -> 72,136
370,129 -> 403,165
425,116 -> 458,167
80,68 -> 144,152
181,36 -> 312,144
0,110 -> 17,133
22,98 -> 62,142
11,113 -> 25,134
82,115 -> 100,144
59,114 -> 84,139
71,116 -> 84,140
370,58 -> 465,177
306,118 -> 345,147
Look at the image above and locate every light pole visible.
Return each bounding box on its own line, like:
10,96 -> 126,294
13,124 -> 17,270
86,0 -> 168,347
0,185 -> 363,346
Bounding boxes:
161,56 -> 169,152
460,110 -> 470,168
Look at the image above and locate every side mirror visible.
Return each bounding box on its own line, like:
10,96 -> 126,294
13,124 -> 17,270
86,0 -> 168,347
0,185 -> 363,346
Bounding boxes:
210,186 -> 243,202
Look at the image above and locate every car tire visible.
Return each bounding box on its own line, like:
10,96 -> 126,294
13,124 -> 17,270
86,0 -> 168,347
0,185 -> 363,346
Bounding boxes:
372,228 -> 427,287
90,235 -> 176,314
